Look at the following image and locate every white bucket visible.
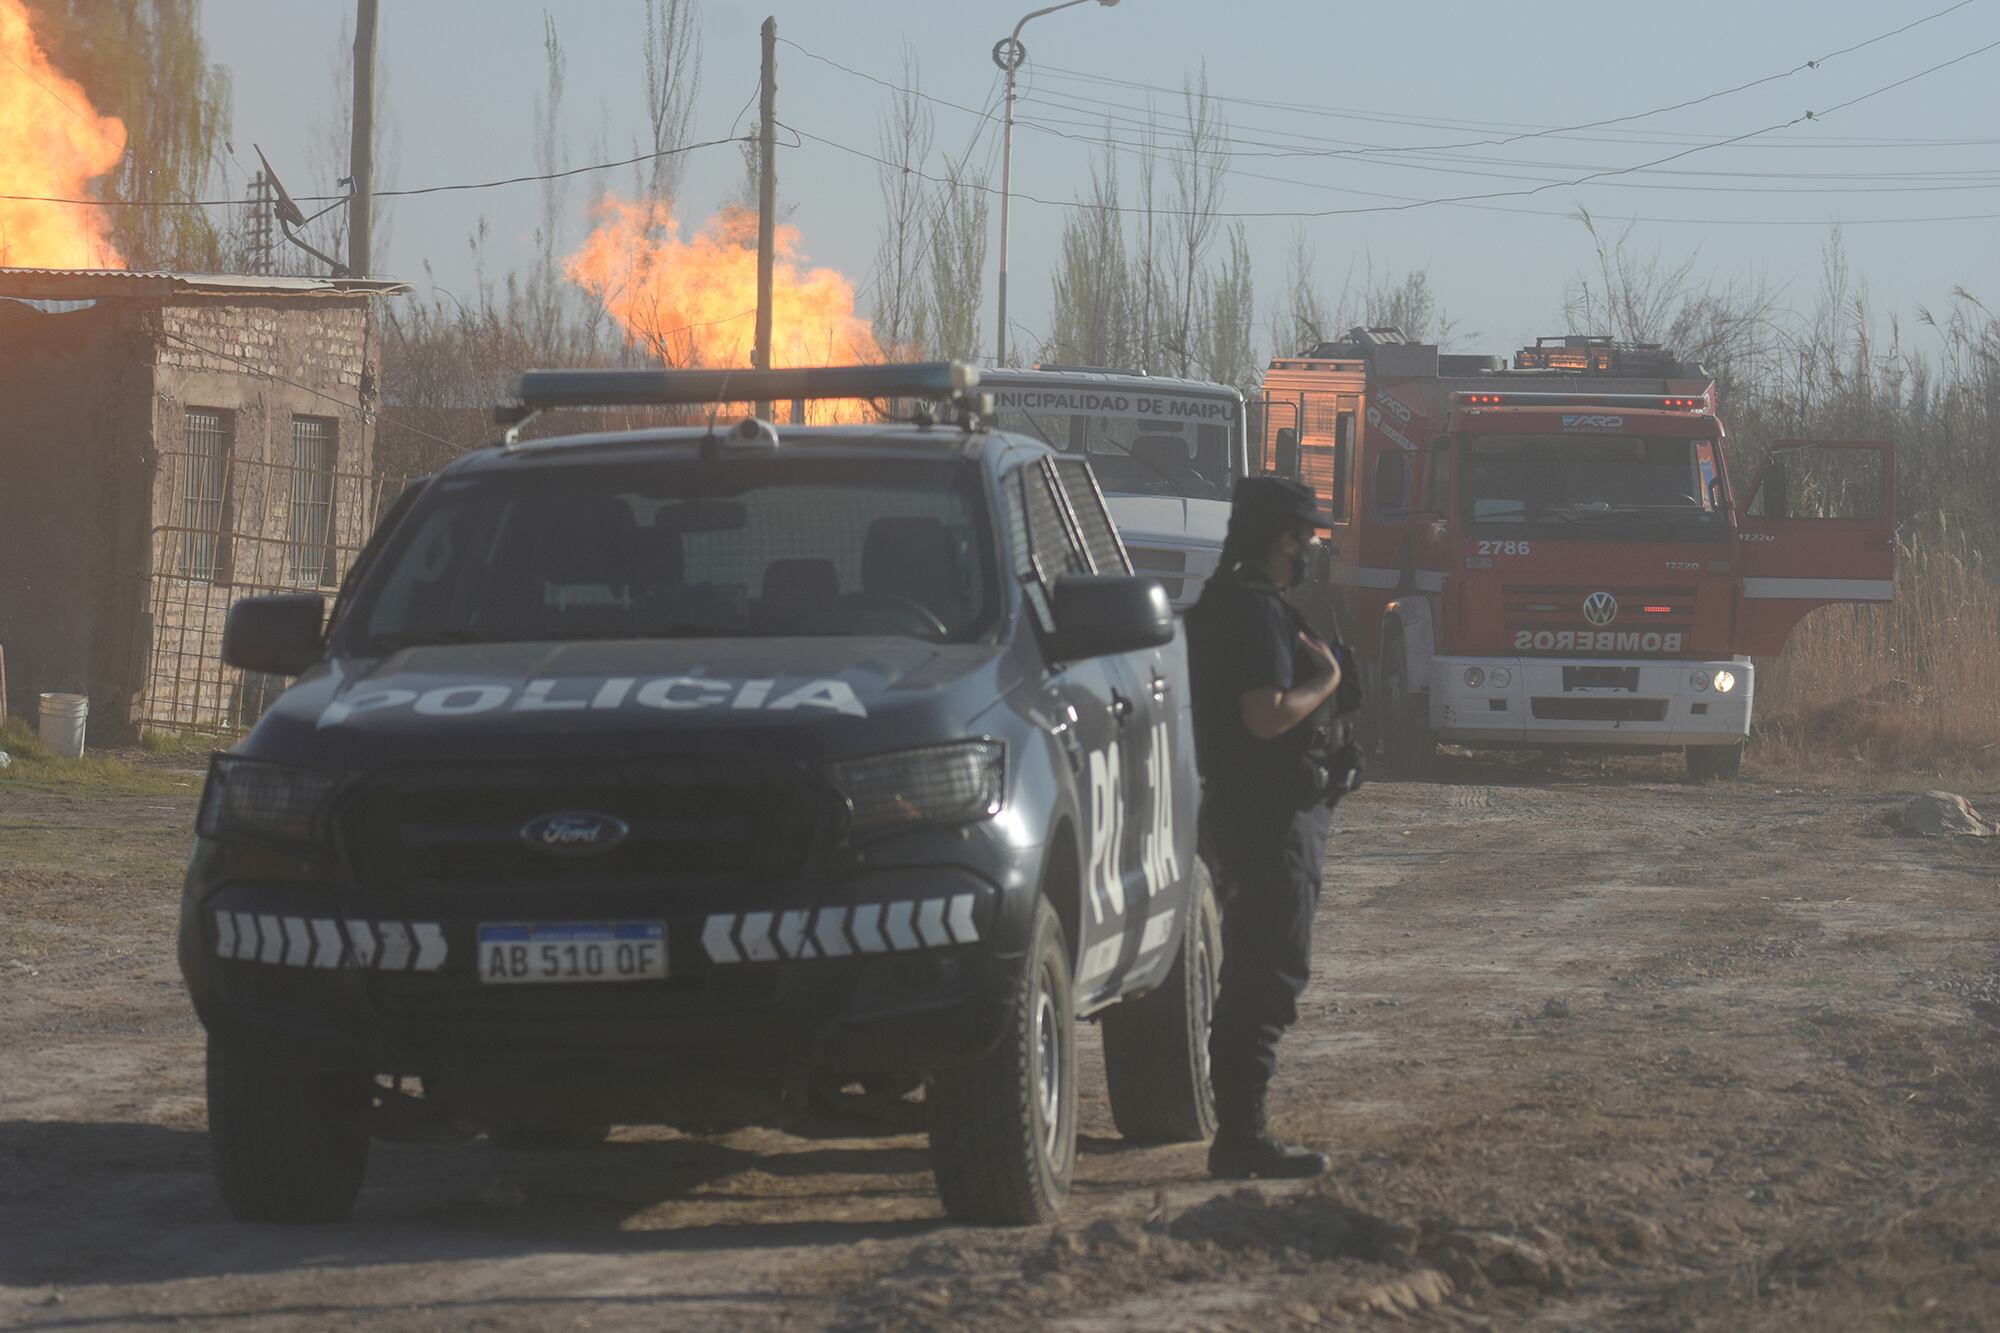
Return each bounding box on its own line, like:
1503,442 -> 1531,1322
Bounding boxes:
38,692 -> 88,760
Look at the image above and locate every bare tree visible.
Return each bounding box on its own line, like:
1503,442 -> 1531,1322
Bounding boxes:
1163,69 -> 1228,377
641,0 -> 702,204
870,45 -> 934,357
928,166 -> 989,363
1045,143 -> 1132,368
1198,222 -> 1256,393
1269,228 -> 1330,355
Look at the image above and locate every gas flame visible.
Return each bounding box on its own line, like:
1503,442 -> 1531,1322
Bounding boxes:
565,197 -> 882,422
0,0 -> 127,269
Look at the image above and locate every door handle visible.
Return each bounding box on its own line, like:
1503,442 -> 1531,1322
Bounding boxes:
1109,692 -> 1134,725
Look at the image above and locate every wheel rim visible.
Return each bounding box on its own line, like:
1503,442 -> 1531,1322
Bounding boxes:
1034,974 -> 1063,1159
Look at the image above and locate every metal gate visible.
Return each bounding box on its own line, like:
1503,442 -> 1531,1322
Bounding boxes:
140,442 -> 402,735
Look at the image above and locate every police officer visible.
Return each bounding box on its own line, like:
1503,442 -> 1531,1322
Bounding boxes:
1185,476 -> 1342,1179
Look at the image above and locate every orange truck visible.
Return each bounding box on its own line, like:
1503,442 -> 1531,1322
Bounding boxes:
1262,328 -> 1896,780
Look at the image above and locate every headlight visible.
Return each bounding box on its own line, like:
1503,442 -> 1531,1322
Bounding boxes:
1463,667 -> 1485,689
1489,667 -> 1512,688
1690,670 -> 1712,692
197,756 -> 341,845
1713,669 -> 1738,694
824,741 -> 1004,842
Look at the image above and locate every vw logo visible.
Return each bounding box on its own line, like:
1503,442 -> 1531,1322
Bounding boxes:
520,811 -> 629,856
1582,591 -> 1619,627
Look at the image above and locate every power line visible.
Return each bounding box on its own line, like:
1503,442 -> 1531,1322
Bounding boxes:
0,135 -> 750,210
779,122 -> 2000,229
1030,0 -> 1984,155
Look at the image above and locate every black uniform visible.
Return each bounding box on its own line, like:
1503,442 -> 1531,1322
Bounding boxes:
1186,563 -> 1333,1122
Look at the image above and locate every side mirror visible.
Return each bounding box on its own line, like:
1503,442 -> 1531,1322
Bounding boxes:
222,594 -> 326,677
1045,575 -> 1174,662
1272,427 -> 1300,479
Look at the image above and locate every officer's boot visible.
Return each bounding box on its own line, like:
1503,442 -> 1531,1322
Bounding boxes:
1208,1085 -> 1328,1180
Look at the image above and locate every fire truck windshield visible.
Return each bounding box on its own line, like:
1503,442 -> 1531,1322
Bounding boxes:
991,391 -> 1237,502
1459,435 -> 1725,542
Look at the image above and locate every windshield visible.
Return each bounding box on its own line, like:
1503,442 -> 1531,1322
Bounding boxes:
347,458 -> 995,650
1459,434 -> 1726,542
990,385 -> 1238,501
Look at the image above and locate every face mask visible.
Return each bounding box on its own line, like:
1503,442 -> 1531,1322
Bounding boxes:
1284,535 -> 1309,588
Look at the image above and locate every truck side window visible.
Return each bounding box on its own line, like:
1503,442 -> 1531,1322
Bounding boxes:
1051,457 -> 1131,575
1016,461 -> 1090,631
1370,450 -> 1410,518
1423,444 -> 1449,514
1330,412 -> 1354,523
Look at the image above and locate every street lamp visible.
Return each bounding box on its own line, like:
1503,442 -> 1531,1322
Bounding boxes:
993,0 -> 1119,366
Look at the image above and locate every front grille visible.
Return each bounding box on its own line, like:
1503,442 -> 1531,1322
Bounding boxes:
342,756 -> 840,889
1530,698 -> 1669,723
1504,584 -> 1692,657
1562,666 -> 1639,692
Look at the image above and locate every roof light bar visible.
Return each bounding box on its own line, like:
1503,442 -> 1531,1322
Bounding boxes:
496,361 -> 980,425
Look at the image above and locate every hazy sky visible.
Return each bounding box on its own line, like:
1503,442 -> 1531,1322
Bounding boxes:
200,0 -> 2000,358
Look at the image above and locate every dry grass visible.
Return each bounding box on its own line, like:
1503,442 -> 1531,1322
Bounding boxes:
1754,522 -> 2000,779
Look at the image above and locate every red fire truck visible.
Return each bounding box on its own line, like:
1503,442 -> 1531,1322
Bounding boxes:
1262,329 -> 1896,781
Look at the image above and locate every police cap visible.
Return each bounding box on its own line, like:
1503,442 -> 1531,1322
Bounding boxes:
1230,475 -> 1337,531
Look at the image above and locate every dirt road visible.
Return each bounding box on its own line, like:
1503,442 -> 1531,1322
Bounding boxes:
4,760 -> 1996,1330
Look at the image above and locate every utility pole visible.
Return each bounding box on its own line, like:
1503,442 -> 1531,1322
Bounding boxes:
348,0 -> 379,278
753,15 -> 778,421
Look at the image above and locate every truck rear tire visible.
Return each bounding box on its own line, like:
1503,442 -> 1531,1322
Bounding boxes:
1380,636 -> 1437,778
1685,742 -> 1744,783
1102,859 -> 1221,1144
928,897 -> 1076,1224
207,1038 -> 369,1223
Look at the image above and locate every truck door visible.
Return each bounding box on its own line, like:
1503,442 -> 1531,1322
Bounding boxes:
1050,458 -> 1193,998
1736,439 -> 1897,655
1019,460 -> 1152,1006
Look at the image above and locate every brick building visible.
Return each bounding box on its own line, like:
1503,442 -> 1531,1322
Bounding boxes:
0,269 -> 409,740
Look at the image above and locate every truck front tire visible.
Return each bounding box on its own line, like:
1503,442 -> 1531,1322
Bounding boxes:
928,897 -> 1077,1224
1102,859 -> 1221,1144
207,1038 -> 369,1223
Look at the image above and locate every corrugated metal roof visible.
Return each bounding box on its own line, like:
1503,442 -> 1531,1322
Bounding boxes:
0,268 -> 412,300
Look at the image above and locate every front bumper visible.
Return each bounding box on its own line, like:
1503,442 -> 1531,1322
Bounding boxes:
178,858 -> 1027,1075
1427,655 -> 1753,748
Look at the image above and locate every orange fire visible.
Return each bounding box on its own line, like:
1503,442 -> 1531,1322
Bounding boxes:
0,0 -> 127,269
565,197 -> 882,422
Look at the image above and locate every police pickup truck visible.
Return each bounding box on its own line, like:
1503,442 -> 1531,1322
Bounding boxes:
180,363 -> 1216,1226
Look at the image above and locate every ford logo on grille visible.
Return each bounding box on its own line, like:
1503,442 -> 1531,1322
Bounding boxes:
1582,591 -> 1619,627
520,811 -> 629,856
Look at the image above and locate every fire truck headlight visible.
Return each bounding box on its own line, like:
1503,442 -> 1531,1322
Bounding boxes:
1488,667 -> 1511,688
1713,669 -> 1738,694
1463,667 -> 1485,689
1689,670 -> 1711,692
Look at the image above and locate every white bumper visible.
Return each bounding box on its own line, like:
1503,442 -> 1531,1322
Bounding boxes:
1427,655 -> 1753,749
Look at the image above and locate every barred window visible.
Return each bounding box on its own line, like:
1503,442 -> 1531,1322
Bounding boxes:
1051,457 -> 1130,574
288,416 -> 337,586
181,409 -> 229,581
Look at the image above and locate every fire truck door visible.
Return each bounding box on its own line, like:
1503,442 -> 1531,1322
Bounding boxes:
1736,439 -> 1896,656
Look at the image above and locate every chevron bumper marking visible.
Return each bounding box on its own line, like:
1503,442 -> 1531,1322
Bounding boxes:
213,909 -> 447,972
700,896 -> 982,965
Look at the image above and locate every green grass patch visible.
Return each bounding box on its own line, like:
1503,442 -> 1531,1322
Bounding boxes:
141,726 -> 230,756
0,718 -> 194,797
